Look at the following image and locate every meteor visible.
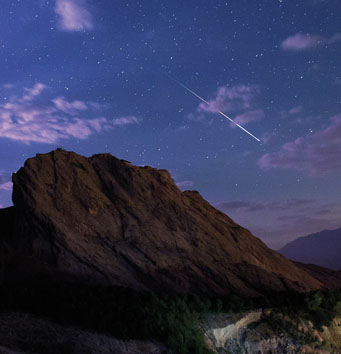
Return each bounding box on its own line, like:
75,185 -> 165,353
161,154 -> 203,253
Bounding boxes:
171,78 -> 261,142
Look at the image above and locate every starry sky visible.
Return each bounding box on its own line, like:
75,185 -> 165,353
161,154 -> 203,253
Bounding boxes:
0,0 -> 340,249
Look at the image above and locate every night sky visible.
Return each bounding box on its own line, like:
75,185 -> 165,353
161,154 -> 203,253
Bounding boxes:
0,0 -> 340,249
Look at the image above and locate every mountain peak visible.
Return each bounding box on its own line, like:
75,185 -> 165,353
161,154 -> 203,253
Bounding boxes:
280,228 -> 341,270
3,150 -> 339,296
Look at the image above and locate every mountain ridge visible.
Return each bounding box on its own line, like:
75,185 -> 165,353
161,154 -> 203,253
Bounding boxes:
1,149 -> 341,297
279,228 -> 341,270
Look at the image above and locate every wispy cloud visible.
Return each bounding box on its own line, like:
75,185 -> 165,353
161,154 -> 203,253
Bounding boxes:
0,182 -> 12,191
0,174 -> 12,191
0,83 -> 141,144
112,116 -> 142,126
198,85 -> 259,114
281,33 -> 341,52
258,114 -> 341,175
288,106 -> 303,115
281,34 -> 324,51
3,84 -> 15,89
218,199 -> 316,213
261,132 -> 276,145
52,97 -> 88,115
55,0 -> 94,31
176,180 -> 194,188
23,83 -> 47,101
185,84 -> 264,129
216,199 -> 341,249
231,109 -> 264,127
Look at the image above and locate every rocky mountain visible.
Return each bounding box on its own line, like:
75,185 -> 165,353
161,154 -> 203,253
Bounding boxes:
279,228 -> 341,270
2,149 -> 341,354
1,149 -> 340,297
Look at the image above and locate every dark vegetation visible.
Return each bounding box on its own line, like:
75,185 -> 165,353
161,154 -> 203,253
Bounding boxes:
0,277 -> 215,354
260,291 -> 341,352
266,289 -> 341,330
1,273 -> 341,354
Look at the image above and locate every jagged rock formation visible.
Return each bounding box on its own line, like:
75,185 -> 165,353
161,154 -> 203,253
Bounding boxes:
2,149 -> 340,296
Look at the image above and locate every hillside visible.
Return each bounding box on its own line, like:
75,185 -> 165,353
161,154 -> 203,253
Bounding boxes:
279,228 -> 341,270
1,149 -> 338,297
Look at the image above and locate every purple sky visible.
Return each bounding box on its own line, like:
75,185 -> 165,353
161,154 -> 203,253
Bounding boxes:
0,0 -> 340,249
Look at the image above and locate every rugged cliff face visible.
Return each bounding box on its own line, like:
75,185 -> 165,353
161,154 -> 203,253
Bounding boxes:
2,149 -> 337,296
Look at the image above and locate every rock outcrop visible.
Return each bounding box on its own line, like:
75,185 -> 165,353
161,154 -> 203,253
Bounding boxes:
203,312 -> 341,354
2,149 -> 339,296
203,311 -> 264,351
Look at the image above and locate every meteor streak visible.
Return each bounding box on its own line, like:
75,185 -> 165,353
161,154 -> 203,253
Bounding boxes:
171,78 -> 261,142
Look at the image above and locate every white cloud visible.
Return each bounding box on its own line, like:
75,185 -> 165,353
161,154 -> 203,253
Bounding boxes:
258,114 -> 341,175
176,180 -> 194,188
185,84 -> 264,129
23,83 -> 47,102
0,83 -> 141,144
261,132 -> 276,145
281,33 -> 341,52
112,116 -> 142,126
198,85 -> 259,114
288,106 -> 303,115
231,109 -> 264,127
55,0 -> 94,31
52,97 -> 88,115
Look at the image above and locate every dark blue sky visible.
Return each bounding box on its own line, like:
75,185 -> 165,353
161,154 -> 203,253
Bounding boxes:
0,0 -> 340,248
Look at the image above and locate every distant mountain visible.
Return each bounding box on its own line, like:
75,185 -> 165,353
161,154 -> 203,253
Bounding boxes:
279,228 -> 341,270
1,149 -> 339,298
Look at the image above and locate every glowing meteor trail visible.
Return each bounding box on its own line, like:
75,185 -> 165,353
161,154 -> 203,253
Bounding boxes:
171,78 -> 261,142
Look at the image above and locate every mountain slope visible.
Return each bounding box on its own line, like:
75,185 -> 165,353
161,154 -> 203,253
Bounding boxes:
279,228 -> 341,270
3,149 -> 337,297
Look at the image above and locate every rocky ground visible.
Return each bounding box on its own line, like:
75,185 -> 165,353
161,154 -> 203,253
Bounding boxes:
1,310 -> 340,354
203,311 -> 341,354
0,312 -> 171,354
